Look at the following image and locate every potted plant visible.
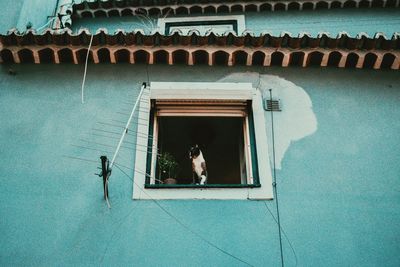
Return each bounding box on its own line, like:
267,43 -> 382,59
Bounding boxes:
157,152 -> 179,184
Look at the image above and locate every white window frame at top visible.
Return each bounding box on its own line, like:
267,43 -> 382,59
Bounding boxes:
133,82 -> 273,200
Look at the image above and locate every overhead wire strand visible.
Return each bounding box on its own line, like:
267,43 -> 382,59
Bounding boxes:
269,89 -> 284,267
81,34 -> 94,104
112,163 -> 254,267
263,202 -> 298,266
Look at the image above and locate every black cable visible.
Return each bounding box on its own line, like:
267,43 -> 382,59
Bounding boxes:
269,89 -> 284,267
112,163 -> 254,267
146,64 -> 150,86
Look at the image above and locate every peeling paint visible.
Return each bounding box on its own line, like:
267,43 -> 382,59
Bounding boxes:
219,72 -> 317,169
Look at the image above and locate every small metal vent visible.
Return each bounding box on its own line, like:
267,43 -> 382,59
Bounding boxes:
265,99 -> 281,111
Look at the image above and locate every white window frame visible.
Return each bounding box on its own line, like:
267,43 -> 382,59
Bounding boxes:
133,82 -> 273,200
157,15 -> 246,35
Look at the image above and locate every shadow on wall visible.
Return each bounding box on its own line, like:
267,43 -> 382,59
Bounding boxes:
218,72 -> 317,169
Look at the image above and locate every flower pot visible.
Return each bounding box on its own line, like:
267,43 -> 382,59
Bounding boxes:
164,178 -> 177,184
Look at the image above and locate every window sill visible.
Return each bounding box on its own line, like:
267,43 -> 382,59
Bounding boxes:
145,184 -> 262,189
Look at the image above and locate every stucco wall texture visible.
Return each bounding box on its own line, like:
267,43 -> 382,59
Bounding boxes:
71,8 -> 400,37
1,1 -> 400,266
0,64 -> 399,266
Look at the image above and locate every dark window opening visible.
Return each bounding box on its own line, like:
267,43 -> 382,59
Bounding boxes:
156,117 -> 245,185
145,100 -> 259,188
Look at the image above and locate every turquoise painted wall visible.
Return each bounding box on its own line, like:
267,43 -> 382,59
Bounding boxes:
0,64 -> 399,266
0,0 -> 56,33
1,2 -> 398,36
0,0 -> 25,32
1,1 -> 400,266
71,9 -> 400,36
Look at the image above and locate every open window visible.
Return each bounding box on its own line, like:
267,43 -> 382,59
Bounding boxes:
146,99 -> 258,187
133,82 -> 273,200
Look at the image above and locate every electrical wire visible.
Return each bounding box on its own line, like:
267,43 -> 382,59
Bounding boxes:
81,34 -> 93,104
112,163 -> 254,267
269,89 -> 284,267
263,202 -> 298,266
36,17 -> 56,32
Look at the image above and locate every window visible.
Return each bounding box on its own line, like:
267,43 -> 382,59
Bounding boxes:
133,82 -> 273,200
157,15 -> 245,35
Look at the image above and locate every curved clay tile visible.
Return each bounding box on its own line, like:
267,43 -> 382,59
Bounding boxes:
92,29 -> 107,45
34,30 -> 54,45
232,50 -> 249,65
170,29 -> 183,35
251,51 -> 266,66
363,52 -> 378,69
0,49 -> 14,63
307,51 -> 324,66
172,49 -> 189,65
20,30 -> 36,46
327,51 -> 342,67
222,30 -> 237,37
58,48 -> 74,63
381,53 -> 396,69
280,32 -> 292,48
38,48 -> 55,63
213,50 -> 229,65
18,49 -> 34,63
114,49 -> 131,63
